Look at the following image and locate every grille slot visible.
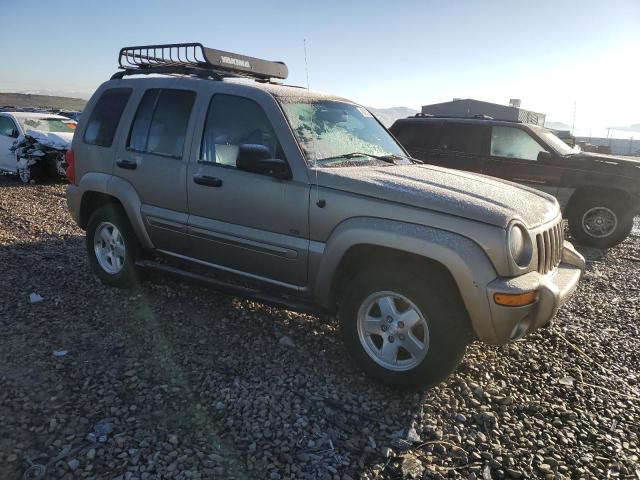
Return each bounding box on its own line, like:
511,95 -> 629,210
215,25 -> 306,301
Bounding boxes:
536,222 -> 563,274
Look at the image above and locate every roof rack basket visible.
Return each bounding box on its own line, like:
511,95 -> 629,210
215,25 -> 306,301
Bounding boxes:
111,43 -> 288,81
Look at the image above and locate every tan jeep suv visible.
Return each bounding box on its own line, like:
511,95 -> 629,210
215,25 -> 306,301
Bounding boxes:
66,43 -> 585,387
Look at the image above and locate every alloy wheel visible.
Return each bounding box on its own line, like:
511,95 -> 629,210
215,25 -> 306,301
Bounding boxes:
94,222 -> 126,274
582,207 -> 618,238
356,291 -> 430,371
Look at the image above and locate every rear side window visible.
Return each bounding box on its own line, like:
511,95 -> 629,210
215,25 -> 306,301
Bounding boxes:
84,88 -> 131,147
128,91 -> 156,152
200,94 -> 281,167
128,89 -> 196,158
392,122 -> 440,151
436,123 -> 489,155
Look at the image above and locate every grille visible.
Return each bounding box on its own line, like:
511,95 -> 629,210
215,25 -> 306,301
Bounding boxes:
536,222 -> 564,274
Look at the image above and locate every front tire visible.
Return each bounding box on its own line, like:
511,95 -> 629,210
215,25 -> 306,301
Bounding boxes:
567,194 -> 634,248
86,204 -> 141,288
339,264 -> 471,388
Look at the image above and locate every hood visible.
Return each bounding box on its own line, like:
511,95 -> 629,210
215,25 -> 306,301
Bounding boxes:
24,129 -> 73,149
315,164 -> 560,229
565,151 -> 640,175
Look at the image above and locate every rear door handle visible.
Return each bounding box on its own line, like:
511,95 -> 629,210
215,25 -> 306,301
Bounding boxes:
193,174 -> 223,187
116,159 -> 137,170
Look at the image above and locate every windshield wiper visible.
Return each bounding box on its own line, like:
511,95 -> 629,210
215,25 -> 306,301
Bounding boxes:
381,153 -> 424,164
317,152 -> 425,165
316,152 -> 398,164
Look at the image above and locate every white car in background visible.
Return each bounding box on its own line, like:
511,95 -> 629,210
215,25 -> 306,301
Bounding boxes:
0,111 -> 76,183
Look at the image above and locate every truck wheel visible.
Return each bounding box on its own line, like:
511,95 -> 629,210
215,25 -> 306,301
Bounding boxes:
567,195 -> 634,248
339,264 -> 471,389
86,204 -> 141,288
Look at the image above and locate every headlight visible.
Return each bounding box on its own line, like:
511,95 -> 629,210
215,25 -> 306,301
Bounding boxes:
508,224 -> 532,267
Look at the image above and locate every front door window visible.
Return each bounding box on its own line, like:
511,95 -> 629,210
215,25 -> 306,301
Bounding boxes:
200,94 -> 282,167
490,126 -> 547,161
0,117 -> 17,137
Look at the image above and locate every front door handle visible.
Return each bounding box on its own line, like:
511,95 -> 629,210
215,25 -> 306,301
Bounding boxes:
193,174 -> 223,187
116,159 -> 137,170
513,178 -> 547,184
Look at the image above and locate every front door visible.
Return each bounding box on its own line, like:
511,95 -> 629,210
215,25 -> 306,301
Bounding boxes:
186,93 -> 310,288
484,125 -> 563,197
0,116 -> 18,172
113,88 -> 197,254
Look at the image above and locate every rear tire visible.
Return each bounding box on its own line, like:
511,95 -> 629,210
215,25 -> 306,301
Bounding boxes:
339,263 -> 471,389
567,194 -> 634,248
86,204 -> 141,288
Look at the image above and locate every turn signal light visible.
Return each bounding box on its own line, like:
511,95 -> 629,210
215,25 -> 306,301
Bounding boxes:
494,291 -> 538,307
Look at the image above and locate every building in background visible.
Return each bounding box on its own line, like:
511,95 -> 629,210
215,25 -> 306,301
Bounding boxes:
421,98 -> 546,126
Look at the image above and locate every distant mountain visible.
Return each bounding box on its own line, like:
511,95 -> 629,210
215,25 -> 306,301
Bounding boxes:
0,92 -> 87,111
368,106 -> 419,127
545,121 -> 572,131
19,89 -> 93,100
610,123 -> 640,132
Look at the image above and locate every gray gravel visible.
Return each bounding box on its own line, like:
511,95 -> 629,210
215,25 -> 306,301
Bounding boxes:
1,177 -> 639,480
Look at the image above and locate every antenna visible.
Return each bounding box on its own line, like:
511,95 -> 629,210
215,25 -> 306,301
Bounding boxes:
571,101 -> 577,136
303,39 -> 310,91
304,39 -> 324,208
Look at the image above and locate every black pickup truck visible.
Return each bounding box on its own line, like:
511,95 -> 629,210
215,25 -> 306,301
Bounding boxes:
390,116 -> 640,248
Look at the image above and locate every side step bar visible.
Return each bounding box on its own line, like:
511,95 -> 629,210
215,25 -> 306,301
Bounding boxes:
135,260 -> 325,315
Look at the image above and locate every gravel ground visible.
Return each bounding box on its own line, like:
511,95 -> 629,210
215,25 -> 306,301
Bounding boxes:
1,176 -> 639,480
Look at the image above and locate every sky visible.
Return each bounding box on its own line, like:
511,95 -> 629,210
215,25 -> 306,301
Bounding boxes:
0,0 -> 639,138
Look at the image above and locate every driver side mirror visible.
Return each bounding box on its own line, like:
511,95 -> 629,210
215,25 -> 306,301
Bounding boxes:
236,144 -> 291,179
4,129 -> 18,138
537,151 -> 553,162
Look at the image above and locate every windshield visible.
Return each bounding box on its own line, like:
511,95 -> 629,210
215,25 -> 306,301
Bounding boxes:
535,127 -> 580,155
281,100 -> 407,167
18,117 -> 76,134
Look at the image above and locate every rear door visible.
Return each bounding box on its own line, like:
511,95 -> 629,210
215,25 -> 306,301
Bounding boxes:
0,115 -> 18,172
484,125 -> 563,196
427,122 -> 490,173
185,92 -> 310,288
113,88 -> 197,254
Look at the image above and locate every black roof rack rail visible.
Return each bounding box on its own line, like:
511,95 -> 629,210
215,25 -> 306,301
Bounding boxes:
472,114 -> 494,120
111,43 -> 288,82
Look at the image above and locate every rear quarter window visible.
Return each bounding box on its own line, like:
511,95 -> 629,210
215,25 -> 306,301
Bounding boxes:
83,88 -> 132,147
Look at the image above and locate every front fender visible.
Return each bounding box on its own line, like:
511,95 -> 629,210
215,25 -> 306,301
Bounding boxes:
312,217 -> 501,343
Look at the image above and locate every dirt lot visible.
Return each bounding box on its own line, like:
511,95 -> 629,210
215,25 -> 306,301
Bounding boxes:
1,177 -> 639,480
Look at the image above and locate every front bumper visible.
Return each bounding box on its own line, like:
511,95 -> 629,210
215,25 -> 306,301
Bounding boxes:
485,241 -> 585,344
